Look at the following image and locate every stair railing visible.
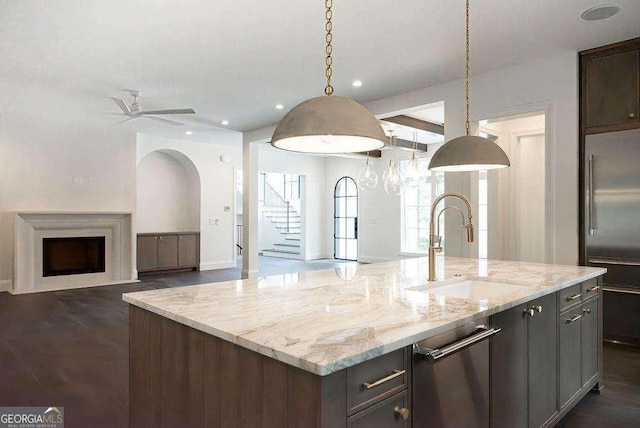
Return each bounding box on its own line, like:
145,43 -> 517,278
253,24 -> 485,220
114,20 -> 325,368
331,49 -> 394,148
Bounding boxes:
263,182 -> 292,233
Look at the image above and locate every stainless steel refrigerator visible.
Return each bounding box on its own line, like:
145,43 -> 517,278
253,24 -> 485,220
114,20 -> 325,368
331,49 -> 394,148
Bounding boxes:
584,128 -> 640,345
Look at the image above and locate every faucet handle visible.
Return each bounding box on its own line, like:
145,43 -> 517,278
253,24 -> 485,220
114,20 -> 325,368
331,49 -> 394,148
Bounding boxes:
466,223 -> 474,243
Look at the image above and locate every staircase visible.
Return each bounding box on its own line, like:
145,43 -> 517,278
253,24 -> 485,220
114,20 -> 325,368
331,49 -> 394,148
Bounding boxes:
261,182 -> 302,258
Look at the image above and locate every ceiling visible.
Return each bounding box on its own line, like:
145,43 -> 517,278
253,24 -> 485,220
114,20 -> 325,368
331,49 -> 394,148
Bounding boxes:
1,0 -> 639,134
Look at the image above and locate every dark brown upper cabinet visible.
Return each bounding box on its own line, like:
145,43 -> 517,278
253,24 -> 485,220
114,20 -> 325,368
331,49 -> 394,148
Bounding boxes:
582,39 -> 640,134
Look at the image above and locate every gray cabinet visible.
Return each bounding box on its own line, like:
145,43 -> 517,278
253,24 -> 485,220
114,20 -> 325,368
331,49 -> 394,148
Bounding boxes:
157,235 -> 178,269
347,391 -> 409,428
490,293 -> 558,428
584,48 -> 639,131
489,304 -> 528,428
178,234 -> 198,267
137,232 -> 200,274
136,235 -> 159,271
559,305 -> 583,407
528,293 -> 558,427
581,297 -> 599,385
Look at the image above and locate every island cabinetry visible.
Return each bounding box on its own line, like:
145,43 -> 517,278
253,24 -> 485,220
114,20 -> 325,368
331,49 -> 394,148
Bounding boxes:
129,305 -> 412,428
559,277 -> 602,409
490,293 -> 558,428
136,232 -> 199,274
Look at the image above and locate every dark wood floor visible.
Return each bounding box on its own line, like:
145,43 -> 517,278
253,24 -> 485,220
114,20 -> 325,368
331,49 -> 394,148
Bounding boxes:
0,257 -> 638,427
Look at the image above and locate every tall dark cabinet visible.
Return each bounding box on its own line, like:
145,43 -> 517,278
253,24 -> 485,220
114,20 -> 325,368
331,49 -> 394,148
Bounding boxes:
580,37 -> 640,346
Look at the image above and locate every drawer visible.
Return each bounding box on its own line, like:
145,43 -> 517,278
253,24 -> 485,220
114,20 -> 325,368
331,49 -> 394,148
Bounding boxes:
559,283 -> 582,311
347,390 -> 410,428
346,348 -> 408,415
581,278 -> 600,300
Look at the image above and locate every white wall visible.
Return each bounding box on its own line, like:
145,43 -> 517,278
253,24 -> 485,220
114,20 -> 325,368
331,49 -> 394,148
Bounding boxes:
366,51 -> 579,265
137,133 -> 242,270
324,153 -> 403,263
0,83 -> 137,286
137,151 -> 200,233
258,144 -> 326,260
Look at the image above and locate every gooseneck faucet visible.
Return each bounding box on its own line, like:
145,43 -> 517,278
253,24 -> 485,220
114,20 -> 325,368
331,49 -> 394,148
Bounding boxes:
428,192 -> 474,281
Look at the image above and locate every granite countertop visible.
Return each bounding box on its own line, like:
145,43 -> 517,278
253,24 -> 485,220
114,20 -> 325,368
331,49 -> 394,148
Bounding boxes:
123,256 -> 606,376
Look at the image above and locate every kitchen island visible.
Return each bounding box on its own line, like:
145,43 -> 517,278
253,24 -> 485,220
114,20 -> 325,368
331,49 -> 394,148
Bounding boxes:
124,256 -> 605,427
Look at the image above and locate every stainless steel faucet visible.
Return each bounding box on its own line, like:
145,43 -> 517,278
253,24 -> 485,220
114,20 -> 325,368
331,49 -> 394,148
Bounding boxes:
428,192 -> 474,281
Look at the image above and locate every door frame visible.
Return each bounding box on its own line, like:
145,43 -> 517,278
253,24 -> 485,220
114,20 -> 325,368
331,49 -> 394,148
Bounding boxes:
333,176 -> 358,261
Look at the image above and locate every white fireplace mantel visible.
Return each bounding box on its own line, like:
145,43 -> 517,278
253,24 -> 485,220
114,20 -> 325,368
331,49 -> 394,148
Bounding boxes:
13,212 -> 137,294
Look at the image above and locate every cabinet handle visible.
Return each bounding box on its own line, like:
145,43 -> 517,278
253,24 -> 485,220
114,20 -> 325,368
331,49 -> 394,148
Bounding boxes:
587,285 -> 600,292
362,369 -> 405,390
630,113 -> 636,118
583,308 -> 592,315
588,154 -> 595,236
154,236 -> 158,240
414,326 -> 502,363
566,293 -> 582,301
179,235 -> 182,240
565,314 -> 583,323
394,406 -> 410,420
159,236 -> 163,241
524,308 -> 536,317
535,305 -> 543,313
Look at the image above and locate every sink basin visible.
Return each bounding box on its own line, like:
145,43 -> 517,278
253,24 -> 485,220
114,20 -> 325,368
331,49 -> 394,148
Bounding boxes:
416,279 -> 529,301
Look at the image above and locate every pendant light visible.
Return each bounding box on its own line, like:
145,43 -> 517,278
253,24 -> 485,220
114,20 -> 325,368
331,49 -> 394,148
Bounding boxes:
403,132 -> 421,187
271,0 -> 387,154
428,0 -> 510,172
357,154 -> 379,190
383,134 -> 402,195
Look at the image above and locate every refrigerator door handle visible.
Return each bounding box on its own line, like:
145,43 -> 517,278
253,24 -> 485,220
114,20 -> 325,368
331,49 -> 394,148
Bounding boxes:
588,153 -> 595,236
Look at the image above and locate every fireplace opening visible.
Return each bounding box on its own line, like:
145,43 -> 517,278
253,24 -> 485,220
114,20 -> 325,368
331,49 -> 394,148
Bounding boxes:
43,236 -> 106,277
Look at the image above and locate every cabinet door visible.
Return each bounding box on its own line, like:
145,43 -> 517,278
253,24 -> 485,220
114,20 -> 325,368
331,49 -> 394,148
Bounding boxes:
490,304 -> 528,428
528,293 -> 558,427
581,297 -> 599,385
559,307 -> 582,407
178,234 -> 198,267
347,391 -> 409,428
157,235 -> 178,269
585,49 -> 639,129
137,235 -> 158,271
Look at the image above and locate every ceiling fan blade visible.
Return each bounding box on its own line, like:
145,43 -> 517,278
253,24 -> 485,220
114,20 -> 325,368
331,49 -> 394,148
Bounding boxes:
110,117 -> 137,126
109,97 -> 131,115
137,108 -> 196,115
144,116 -> 185,126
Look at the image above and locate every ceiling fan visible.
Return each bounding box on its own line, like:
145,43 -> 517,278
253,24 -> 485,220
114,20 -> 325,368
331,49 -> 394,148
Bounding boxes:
109,90 -> 196,126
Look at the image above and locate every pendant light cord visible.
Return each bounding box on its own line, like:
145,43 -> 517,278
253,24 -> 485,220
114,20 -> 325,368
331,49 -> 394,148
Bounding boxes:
465,0 -> 470,135
325,0 -> 334,95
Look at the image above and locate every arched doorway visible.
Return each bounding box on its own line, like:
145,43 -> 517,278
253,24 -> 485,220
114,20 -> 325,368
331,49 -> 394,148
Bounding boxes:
334,177 -> 358,261
136,149 -> 201,234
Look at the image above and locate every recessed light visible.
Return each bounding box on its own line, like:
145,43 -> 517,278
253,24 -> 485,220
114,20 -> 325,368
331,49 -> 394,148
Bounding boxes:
352,80 -> 363,87
221,120 -> 229,126
275,104 -> 284,110
185,131 -> 193,135
581,4 -> 620,21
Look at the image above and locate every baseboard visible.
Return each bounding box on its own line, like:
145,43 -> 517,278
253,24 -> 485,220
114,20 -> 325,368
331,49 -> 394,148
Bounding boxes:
305,253 -> 333,261
358,255 -> 396,264
9,279 -> 140,295
0,279 -> 12,293
200,260 -> 235,271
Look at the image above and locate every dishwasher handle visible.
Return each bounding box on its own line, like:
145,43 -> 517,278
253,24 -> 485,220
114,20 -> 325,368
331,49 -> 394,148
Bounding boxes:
413,326 -> 502,364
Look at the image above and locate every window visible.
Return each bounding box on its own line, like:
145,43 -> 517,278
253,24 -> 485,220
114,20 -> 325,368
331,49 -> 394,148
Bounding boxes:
401,159 -> 445,253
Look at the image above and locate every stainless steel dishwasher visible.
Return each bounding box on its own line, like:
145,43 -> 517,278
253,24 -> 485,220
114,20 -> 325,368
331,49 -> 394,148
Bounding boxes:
412,319 -> 501,428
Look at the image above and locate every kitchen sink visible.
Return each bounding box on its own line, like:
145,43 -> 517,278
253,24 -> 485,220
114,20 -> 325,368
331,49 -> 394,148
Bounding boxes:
408,278 -> 531,302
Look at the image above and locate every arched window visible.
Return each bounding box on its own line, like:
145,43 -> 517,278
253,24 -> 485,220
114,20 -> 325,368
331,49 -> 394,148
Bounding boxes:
334,177 -> 358,260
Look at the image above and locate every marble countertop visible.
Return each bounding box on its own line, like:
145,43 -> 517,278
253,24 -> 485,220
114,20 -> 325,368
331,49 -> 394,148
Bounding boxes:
123,256 -> 606,376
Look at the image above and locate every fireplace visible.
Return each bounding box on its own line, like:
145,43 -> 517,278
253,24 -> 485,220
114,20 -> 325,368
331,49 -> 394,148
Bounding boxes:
43,236 -> 106,277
